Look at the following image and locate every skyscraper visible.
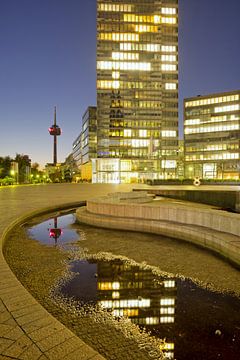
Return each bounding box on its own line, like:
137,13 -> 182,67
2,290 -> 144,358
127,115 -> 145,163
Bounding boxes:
93,0 -> 179,183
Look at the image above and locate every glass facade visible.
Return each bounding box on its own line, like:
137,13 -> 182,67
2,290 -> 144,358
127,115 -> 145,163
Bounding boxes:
184,91 -> 240,179
72,107 -> 97,181
95,0 -> 179,183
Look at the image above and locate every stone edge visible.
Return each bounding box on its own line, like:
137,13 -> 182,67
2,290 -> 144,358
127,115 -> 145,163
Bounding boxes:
1,200 -> 106,360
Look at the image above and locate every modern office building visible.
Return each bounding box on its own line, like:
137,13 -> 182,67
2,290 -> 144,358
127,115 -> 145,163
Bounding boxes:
184,90 -> 240,179
72,106 -> 97,181
94,0 -> 179,183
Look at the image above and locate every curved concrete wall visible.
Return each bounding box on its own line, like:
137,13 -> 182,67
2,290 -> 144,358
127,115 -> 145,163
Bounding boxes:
76,197 -> 240,266
86,199 -> 240,237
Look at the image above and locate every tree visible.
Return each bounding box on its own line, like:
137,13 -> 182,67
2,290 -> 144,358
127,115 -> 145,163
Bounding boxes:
0,156 -> 12,178
15,154 -> 31,183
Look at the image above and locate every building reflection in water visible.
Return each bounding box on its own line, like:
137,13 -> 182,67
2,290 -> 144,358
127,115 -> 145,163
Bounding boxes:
96,260 -> 176,359
49,217 -> 63,246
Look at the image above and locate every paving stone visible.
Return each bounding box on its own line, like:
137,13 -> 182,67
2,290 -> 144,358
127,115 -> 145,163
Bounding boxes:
0,338 -> 14,353
16,310 -> 46,326
2,334 -> 32,358
28,322 -> 65,342
37,329 -> 74,352
0,311 -> 11,323
64,347 -> 99,360
45,337 -> 84,360
19,343 -> 43,360
11,304 -> 40,319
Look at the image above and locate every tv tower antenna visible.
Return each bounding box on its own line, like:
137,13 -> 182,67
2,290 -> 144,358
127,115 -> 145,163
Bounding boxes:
48,106 -> 62,166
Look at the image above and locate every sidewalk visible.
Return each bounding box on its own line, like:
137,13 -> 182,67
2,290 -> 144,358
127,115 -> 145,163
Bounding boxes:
0,184 -> 134,360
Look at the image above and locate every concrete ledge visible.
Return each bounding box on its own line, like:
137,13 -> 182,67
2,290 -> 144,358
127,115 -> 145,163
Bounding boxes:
76,193 -> 240,267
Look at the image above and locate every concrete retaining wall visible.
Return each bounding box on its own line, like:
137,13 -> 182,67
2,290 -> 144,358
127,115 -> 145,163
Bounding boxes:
134,189 -> 240,213
76,194 -> 240,266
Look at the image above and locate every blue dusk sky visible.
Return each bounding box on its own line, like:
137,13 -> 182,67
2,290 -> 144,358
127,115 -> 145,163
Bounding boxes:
0,0 -> 239,167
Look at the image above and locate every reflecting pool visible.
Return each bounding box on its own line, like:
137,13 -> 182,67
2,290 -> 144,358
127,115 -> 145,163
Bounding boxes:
27,213 -> 240,360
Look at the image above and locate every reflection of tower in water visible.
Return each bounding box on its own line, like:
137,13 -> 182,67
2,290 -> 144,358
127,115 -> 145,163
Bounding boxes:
49,217 -> 62,246
96,260 -> 176,359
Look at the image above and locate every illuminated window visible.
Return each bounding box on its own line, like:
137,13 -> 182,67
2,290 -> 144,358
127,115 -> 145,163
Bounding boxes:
162,45 -> 176,52
112,52 -> 139,61
214,104 -> 239,113
185,95 -> 239,107
99,33 -> 139,42
139,129 -> 147,137
161,55 -> 176,62
161,64 -> 177,71
97,80 -> 120,89
161,160 -> 177,169
184,119 -> 200,125
161,8 -> 177,15
165,83 -> 177,90
120,43 -> 161,52
124,129 -> 132,137
135,25 -> 158,33
98,3 -> 132,12
161,17 -> 177,24
97,61 -> 151,71
184,124 -> 239,134
162,130 -> 176,137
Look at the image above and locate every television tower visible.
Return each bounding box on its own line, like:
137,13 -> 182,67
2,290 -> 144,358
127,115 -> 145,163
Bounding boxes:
48,106 -> 61,165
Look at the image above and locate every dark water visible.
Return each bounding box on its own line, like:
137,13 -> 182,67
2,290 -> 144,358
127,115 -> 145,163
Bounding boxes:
28,213 -> 79,246
28,213 -> 240,360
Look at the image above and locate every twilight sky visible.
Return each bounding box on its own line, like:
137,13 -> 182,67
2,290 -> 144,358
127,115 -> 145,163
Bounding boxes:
0,0 -> 239,167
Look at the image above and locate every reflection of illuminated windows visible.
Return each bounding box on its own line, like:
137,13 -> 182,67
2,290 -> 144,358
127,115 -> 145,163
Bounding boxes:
164,280 -> 175,288
165,352 -> 175,359
112,291 -> 120,299
160,298 -> 175,306
98,281 -> 120,290
160,307 -> 175,315
99,298 -> 150,309
160,343 -> 175,351
160,316 -> 175,323
146,317 -> 159,325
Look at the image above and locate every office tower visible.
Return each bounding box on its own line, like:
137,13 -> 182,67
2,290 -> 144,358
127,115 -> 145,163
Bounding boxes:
94,0 -> 179,183
184,90 -> 240,179
72,106 -> 97,181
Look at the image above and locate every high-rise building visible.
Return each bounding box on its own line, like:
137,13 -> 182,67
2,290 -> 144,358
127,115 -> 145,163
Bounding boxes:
184,90 -> 240,180
94,0 -> 179,183
72,106 -> 97,181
